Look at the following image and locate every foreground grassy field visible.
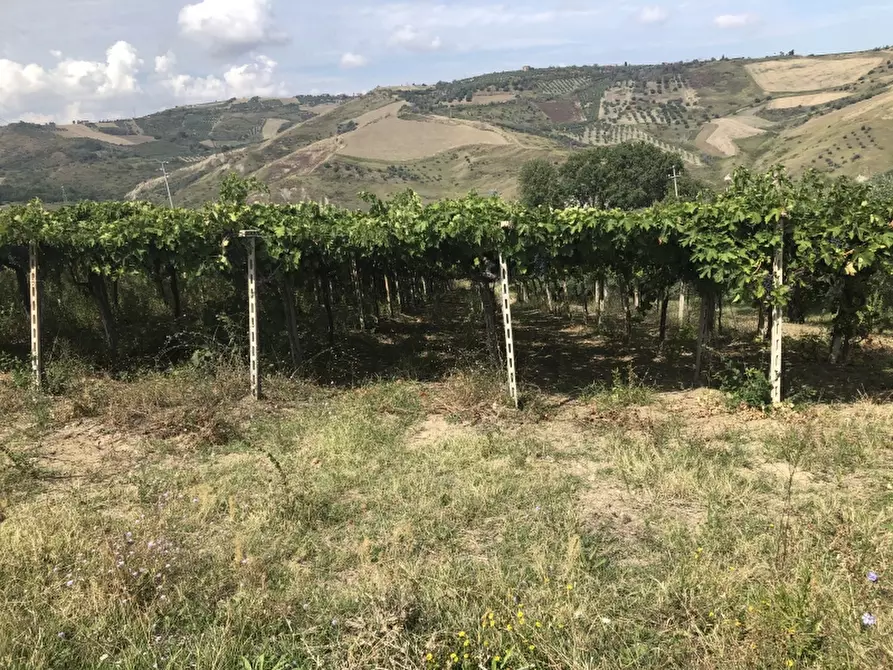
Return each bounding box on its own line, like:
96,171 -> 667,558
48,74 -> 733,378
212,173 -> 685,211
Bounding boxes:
2,300 -> 893,669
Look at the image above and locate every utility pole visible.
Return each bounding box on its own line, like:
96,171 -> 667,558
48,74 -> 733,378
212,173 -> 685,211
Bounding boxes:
669,165 -> 680,199
61,185 -> 68,205
157,160 -> 174,208
669,165 -> 686,324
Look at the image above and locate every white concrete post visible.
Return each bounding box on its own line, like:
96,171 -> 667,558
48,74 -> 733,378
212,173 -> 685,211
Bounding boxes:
770,222 -> 784,405
29,242 -> 42,392
240,230 -> 261,400
499,254 -> 519,409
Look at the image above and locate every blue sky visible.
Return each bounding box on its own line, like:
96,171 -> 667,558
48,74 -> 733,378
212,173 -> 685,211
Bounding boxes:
0,0 -> 891,123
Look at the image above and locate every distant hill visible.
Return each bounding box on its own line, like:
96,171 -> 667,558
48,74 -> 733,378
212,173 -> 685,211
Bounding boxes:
4,48 -> 893,207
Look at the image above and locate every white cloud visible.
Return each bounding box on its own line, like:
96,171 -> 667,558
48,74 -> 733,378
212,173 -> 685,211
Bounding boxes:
163,54 -> 287,102
178,0 -> 287,56
714,13 -> 758,28
0,40 -> 142,116
340,52 -> 368,69
389,25 -> 443,52
49,50 -> 62,59
638,6 -> 669,24
155,51 -> 177,75
101,41 -> 142,95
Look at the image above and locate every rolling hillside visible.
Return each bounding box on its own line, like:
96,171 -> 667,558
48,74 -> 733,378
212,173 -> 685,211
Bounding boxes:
3,47 -> 893,206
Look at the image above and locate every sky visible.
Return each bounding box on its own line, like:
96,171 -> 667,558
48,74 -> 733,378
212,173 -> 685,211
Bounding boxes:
0,0 -> 891,124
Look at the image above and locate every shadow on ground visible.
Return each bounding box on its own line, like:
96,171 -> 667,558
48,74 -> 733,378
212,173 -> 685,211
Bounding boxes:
302,289 -> 893,403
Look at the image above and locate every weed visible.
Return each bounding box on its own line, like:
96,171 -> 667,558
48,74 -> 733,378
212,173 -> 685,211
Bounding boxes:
580,365 -> 654,407
720,362 -> 772,409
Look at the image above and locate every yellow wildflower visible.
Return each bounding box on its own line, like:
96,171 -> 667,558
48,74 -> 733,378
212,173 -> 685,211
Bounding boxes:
458,631 -> 466,638
535,621 -> 542,628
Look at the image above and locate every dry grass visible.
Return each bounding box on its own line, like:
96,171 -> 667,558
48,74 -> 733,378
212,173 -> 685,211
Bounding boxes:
337,115 -> 509,161
746,57 -> 883,93
757,86 -> 893,177
766,92 -> 850,109
2,364 -> 893,668
449,92 -> 517,106
55,124 -> 155,146
261,118 -> 288,140
699,117 -> 767,157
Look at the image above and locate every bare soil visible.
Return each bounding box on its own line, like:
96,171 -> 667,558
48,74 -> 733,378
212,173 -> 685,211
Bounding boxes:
536,101 -> 584,123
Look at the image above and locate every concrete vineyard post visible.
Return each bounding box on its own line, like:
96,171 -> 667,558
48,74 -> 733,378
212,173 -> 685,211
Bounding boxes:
29,242 -> 42,392
771,221 -> 784,404
678,283 -> 687,324
384,275 -> 393,317
499,253 -> 519,409
240,230 -> 262,400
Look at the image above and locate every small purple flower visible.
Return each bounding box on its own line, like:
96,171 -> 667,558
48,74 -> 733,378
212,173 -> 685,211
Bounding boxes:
868,571 -> 879,583
862,612 -> 877,627
57,632 -> 65,639
65,580 -> 74,587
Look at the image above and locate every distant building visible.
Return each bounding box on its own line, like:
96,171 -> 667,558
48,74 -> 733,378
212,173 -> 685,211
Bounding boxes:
522,65 -> 532,72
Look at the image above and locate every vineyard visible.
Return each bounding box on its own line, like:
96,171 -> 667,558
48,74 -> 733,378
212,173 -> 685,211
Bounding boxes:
4,168 -> 893,669
1,167 -> 891,400
538,78 -> 592,96
577,126 -> 703,165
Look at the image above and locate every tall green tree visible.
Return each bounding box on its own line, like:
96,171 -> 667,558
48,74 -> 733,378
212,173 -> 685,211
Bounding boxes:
558,147 -> 612,207
518,158 -> 562,208
598,142 -> 681,209
536,142 -> 688,209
